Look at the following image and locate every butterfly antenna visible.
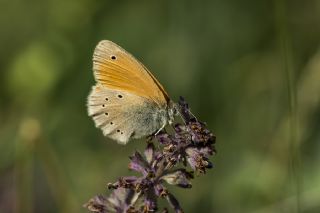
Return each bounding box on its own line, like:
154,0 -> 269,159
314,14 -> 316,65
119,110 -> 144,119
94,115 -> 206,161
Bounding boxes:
177,110 -> 187,125
187,108 -> 198,121
176,105 -> 197,124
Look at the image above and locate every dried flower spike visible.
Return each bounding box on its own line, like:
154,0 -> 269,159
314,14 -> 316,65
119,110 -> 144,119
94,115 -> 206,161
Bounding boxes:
84,97 -> 216,213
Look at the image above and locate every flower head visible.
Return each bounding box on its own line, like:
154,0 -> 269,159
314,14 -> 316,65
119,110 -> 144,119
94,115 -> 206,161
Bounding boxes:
85,97 -> 216,213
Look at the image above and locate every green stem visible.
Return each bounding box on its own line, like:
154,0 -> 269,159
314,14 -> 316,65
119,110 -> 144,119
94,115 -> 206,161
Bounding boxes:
274,0 -> 302,212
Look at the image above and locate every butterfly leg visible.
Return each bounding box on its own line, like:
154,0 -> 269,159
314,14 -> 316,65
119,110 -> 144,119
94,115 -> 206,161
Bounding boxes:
154,123 -> 166,136
146,135 -> 154,143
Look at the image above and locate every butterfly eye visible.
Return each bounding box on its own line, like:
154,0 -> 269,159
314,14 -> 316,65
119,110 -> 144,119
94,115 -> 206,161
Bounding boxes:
110,122 -> 113,125
117,130 -> 120,132
111,55 -> 116,60
105,98 -> 109,101
105,112 -> 108,115
118,95 -> 123,98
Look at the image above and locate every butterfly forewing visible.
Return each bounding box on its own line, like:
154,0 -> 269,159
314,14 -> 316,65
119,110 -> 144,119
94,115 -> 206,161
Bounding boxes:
93,40 -> 169,107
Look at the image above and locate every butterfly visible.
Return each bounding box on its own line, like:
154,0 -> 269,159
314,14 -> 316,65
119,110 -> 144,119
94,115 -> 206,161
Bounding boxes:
87,40 -> 178,144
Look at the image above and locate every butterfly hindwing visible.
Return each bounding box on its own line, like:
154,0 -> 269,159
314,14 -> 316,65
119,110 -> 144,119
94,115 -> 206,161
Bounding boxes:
87,85 -> 166,144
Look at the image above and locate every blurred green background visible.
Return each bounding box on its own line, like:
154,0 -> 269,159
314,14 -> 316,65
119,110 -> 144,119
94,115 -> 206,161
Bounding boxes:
1,0 -> 320,212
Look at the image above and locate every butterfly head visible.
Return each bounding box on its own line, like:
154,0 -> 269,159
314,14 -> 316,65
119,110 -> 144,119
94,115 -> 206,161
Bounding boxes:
167,101 -> 179,125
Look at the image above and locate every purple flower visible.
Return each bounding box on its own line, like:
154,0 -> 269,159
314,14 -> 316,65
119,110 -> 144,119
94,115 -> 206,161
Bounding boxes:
84,188 -> 139,213
85,97 -> 216,213
160,169 -> 193,188
185,146 -> 213,174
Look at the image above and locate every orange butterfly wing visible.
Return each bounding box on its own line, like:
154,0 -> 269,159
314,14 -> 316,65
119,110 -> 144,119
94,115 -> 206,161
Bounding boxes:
93,40 -> 170,107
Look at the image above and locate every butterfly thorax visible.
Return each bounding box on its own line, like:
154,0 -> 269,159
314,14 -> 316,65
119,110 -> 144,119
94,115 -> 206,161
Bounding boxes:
167,101 -> 178,125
